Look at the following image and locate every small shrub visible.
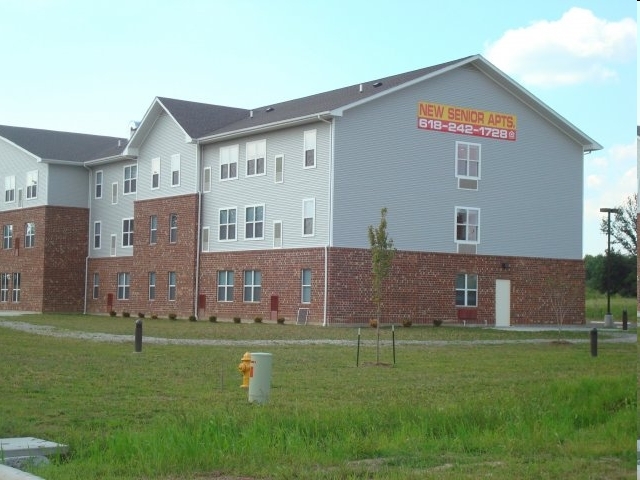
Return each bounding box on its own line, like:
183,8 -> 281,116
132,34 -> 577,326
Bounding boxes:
254,316 -> 263,323
151,314 -> 158,320
369,319 -> 378,328
433,319 -> 443,327
277,317 -> 285,324
137,312 -> 145,319
189,315 -> 197,322
233,317 -> 241,324
209,316 -> 217,323
402,319 -> 412,327
122,311 -> 131,318
169,313 -> 177,321
109,310 -> 117,317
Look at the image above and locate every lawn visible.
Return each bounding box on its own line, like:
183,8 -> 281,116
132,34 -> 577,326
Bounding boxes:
0,315 -> 636,479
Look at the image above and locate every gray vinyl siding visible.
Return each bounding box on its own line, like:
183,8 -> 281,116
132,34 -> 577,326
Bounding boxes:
0,140 -> 48,211
332,64 -> 584,260
201,122 -> 330,252
47,164 -> 88,207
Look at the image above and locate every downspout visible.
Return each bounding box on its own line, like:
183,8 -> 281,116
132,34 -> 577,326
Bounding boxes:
317,115 -> 333,326
194,140 -> 202,319
83,165 -> 92,315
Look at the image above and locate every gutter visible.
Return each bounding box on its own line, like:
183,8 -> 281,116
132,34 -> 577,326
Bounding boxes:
82,165 -> 92,315
317,115 -> 333,327
194,141 -> 202,319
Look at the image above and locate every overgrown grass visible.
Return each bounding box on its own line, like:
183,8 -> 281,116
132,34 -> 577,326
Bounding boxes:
585,288 -> 636,321
0,316 -> 636,479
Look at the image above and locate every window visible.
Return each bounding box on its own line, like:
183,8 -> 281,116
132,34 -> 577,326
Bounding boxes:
124,165 -> 137,194
302,199 -> 315,236
169,214 -> 178,243
117,272 -> 130,300
94,221 -> 101,249
220,145 -> 238,180
304,129 -> 316,168
456,273 -> 478,307
301,269 -> 312,303
95,171 -> 103,198
24,222 -> 35,248
219,208 -> 237,241
201,227 -> 210,252
112,182 -> 118,204
456,142 -> 480,190
26,170 -> 38,199
93,273 -> 99,299
171,154 -> 180,186
148,272 -> 156,300
455,207 -> 480,243
110,234 -> 117,256
151,157 -> 160,189
3,224 -> 13,249
245,205 -> 264,240
122,218 -> 134,247
5,175 -> 15,203
203,167 -> 211,192
273,221 -> 282,248
217,270 -> 234,302
11,273 -> 20,302
246,140 -> 266,177
274,155 -> 284,183
168,271 -> 177,301
149,215 -> 158,244
243,270 -> 261,302
0,273 -> 8,302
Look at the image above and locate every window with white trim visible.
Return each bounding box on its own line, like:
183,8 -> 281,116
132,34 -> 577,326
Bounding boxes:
4,176 -> 15,203
171,154 -> 181,186
455,273 -> 478,307
169,213 -> 178,243
148,272 -> 156,300
246,140 -> 266,177
110,234 -> 117,256
456,142 -> 480,190
203,167 -> 211,192
274,155 -> 284,183
243,270 -> 261,302
304,129 -> 316,168
220,145 -> 239,180
151,157 -> 160,189
24,222 -> 35,248
26,170 -> 38,199
149,215 -> 157,244
273,221 -> 282,248
168,271 -> 177,301
0,273 -> 9,302
3,224 -> 13,249
94,221 -> 101,249
93,272 -> 99,299
245,205 -> 264,240
117,272 -> 130,300
455,207 -> 479,243
122,218 -> 134,247
201,226 -> 210,252
95,171 -> 103,199
301,268 -> 311,303
302,198 -> 315,236
217,270 -> 234,302
112,182 -> 118,204
219,208 -> 237,241
123,165 -> 137,194
11,273 -> 20,302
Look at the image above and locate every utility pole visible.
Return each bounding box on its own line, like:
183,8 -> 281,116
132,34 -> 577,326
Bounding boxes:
599,207 -> 620,328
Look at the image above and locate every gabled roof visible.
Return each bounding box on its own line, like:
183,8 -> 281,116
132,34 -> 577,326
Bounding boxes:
0,124 -> 127,164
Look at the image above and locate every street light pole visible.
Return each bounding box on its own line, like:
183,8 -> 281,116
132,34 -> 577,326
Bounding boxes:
599,207 -> 620,327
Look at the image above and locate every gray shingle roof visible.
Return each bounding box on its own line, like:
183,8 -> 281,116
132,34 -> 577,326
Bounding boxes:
0,125 -> 127,163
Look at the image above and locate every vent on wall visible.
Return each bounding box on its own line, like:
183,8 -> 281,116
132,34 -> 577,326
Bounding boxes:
457,244 -> 477,255
458,179 -> 478,190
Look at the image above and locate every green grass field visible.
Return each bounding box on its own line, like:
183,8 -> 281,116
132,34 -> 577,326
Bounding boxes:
585,289 -> 636,321
0,315 -> 636,479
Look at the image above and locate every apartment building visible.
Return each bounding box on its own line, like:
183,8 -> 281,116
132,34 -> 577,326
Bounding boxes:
1,55 -> 601,325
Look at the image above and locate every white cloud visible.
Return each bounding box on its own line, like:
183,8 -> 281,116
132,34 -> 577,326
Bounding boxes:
608,142 -> 636,162
484,7 -> 636,87
586,174 -> 602,188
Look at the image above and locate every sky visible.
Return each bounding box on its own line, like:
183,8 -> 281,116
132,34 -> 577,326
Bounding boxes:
0,0 -> 635,257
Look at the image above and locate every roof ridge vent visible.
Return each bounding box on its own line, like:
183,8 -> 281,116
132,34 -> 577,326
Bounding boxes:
372,81 -> 382,87
266,107 -> 274,112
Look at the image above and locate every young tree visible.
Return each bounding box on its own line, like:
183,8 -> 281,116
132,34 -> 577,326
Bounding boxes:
599,193 -> 637,256
368,207 -> 396,364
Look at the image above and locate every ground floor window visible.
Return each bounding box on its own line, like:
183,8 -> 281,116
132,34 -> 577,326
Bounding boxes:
0,273 -> 9,302
301,269 -> 311,303
455,273 -> 478,307
217,270 -> 234,302
149,272 -> 156,300
117,272 -> 130,300
11,273 -> 20,302
168,271 -> 177,301
93,273 -> 99,299
243,270 -> 261,302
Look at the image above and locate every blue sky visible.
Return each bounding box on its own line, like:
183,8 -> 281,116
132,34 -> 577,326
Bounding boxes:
0,0 -> 635,256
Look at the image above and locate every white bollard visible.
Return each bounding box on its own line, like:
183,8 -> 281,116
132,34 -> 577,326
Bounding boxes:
248,352 -> 272,404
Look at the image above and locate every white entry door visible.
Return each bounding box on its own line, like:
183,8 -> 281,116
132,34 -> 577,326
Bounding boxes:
495,279 -> 511,327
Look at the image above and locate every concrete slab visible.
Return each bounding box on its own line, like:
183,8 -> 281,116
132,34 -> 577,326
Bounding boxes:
0,437 -> 67,459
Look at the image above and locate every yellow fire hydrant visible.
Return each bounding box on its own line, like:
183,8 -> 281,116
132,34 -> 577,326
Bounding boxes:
238,352 -> 251,388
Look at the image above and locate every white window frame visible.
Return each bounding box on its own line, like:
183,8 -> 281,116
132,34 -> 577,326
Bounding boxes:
24,222 -> 35,248
455,141 -> 481,180
11,273 -> 20,302
93,272 -> 100,299
303,129 -> 316,169
219,208 -> 237,242
94,221 -> 101,249
0,273 -> 9,302
169,213 -> 178,243
201,226 -> 210,252
203,167 -> 212,192
273,220 -> 282,249
301,268 -> 311,304
26,170 -> 38,200
168,271 -> 177,301
123,164 -> 137,194
148,272 -> 156,300
246,139 -> 266,177
122,218 -> 134,247
274,154 -> 284,183
220,145 -> 239,181
151,157 -> 160,189
217,270 -> 234,302
95,171 -> 103,199
4,175 -> 15,203
302,198 -> 315,237
243,270 -> 261,303
245,204 -> 264,240
171,154 -> 181,187
111,182 -> 118,204
455,207 -> 480,244
456,273 -> 478,307
3,224 -> 13,249
149,215 -> 158,245
117,272 -> 130,300
110,234 -> 117,257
